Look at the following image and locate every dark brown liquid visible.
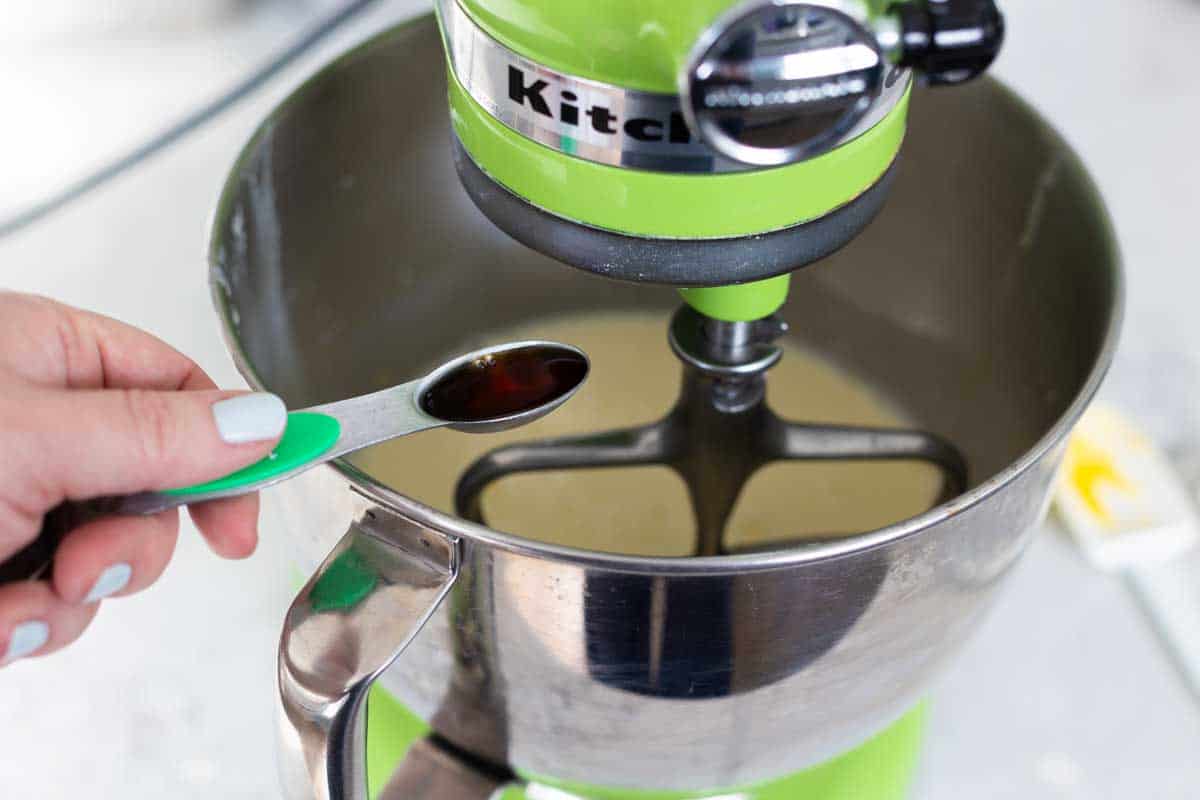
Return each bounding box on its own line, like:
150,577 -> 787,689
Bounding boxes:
421,345 -> 588,423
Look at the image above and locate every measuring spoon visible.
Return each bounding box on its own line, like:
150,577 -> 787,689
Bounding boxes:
0,340 -> 588,583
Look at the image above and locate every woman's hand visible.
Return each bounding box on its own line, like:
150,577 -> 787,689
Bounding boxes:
0,291 -> 285,666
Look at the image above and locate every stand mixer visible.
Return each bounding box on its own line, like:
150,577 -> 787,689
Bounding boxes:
201,1 -> 1120,798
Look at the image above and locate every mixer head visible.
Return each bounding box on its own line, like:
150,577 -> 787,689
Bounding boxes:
436,0 -> 1004,289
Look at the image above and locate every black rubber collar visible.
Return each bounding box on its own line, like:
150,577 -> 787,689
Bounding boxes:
452,136 -> 896,287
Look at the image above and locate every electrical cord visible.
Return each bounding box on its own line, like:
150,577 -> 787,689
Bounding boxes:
0,0 -> 381,240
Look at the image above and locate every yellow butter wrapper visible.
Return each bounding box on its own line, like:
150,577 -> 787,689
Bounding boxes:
1055,406 -> 1198,569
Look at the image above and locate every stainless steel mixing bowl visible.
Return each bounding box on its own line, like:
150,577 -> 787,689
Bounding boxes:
207,15 -> 1120,800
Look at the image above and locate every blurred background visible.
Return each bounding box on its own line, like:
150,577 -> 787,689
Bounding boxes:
0,0 -> 1198,797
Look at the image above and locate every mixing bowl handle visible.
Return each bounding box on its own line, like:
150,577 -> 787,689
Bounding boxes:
277,506 -> 459,800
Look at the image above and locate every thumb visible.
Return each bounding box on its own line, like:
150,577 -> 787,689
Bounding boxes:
13,386 -> 287,504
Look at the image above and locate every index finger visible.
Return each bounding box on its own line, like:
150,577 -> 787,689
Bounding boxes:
0,292 -> 216,392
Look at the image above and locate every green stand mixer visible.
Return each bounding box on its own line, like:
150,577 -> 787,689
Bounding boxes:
200,1 -> 1120,798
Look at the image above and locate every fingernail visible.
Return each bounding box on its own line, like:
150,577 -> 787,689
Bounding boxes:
212,393 -> 287,444
2,620 -> 49,664
84,562 -> 133,603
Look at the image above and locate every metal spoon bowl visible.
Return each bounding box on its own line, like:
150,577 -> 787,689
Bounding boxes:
139,339 -> 587,513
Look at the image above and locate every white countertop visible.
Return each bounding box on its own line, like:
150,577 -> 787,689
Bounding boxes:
1,0 -> 1198,797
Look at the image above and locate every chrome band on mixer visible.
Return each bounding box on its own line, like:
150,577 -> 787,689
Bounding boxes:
435,0 -> 910,174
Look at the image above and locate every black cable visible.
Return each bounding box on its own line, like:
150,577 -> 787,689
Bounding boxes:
0,0 -> 381,240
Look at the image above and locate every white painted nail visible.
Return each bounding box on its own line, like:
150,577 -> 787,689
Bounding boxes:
84,562 -> 133,603
212,393 -> 287,444
2,620 -> 49,664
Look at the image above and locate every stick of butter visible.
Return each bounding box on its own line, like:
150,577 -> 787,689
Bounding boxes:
1055,405 -> 1200,704
1055,405 -> 1200,570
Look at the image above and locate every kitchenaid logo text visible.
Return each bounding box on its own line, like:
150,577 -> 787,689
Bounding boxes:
508,66 -> 692,144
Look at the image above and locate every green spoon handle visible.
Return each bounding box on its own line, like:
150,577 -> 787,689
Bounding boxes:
0,412 -> 342,586
0,378 -> 440,586
123,378 -> 436,516
123,411 -> 344,513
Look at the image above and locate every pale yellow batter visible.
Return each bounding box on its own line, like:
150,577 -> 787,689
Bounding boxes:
351,311 -> 942,556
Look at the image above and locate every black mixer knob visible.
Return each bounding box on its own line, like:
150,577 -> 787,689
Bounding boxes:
895,0 -> 1005,86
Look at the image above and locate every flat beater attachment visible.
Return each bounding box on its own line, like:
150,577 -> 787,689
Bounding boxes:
454,307 -> 967,556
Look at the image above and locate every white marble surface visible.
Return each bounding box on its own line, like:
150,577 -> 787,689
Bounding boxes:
0,0 -> 1198,797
